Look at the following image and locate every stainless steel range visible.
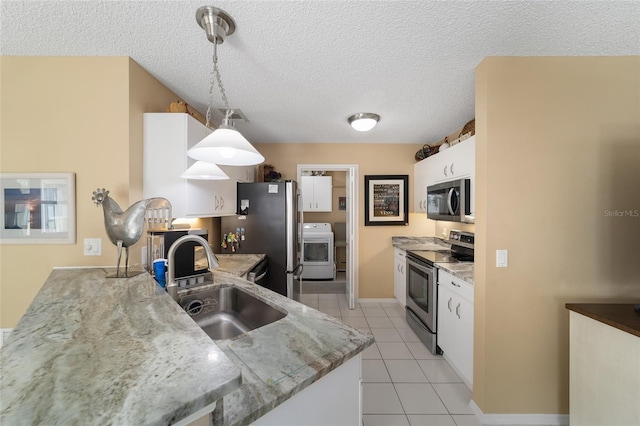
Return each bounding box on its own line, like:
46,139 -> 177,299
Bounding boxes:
405,230 -> 474,354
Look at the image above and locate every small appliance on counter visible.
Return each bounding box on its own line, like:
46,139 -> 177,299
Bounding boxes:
146,228 -> 209,282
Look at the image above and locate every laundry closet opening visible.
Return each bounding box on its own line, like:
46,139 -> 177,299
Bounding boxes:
297,164 -> 359,310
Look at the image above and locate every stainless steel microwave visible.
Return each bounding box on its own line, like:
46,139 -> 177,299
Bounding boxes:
426,179 -> 470,222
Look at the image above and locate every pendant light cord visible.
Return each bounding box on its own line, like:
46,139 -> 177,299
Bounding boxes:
205,34 -> 232,129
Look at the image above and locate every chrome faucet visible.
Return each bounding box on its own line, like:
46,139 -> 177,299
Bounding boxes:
166,234 -> 219,301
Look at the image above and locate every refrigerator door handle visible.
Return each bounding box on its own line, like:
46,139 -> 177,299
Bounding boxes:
292,263 -> 304,279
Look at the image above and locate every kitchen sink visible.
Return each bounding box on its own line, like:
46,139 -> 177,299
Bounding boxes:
178,285 -> 287,340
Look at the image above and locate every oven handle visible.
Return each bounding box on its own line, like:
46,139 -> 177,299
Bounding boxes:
406,256 -> 433,274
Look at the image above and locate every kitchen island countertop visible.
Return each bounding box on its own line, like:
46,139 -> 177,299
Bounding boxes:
0,268 -> 242,426
0,267 -> 373,426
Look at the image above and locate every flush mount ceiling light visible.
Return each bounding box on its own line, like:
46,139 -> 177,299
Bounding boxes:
180,161 -> 229,180
187,6 -> 265,167
348,113 -> 380,132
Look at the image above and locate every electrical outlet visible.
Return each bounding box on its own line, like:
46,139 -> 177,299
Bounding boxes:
84,238 -> 102,256
496,249 -> 508,267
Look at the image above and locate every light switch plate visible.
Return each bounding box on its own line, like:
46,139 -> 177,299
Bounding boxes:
496,249 -> 508,267
84,238 -> 102,256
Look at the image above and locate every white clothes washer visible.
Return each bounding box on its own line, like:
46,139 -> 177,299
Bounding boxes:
301,223 -> 335,280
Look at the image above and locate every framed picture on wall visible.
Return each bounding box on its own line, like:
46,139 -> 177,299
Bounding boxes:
364,175 -> 409,226
0,173 -> 76,244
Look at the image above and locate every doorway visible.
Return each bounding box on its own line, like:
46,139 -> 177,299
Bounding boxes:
297,164 -> 358,309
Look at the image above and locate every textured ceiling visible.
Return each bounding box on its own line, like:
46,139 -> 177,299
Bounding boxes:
2,1 -> 639,144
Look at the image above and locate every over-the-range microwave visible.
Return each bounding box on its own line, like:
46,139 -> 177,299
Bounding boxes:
426,178 -> 470,222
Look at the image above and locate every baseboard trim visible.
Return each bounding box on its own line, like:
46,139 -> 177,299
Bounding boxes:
357,298 -> 399,305
469,400 -> 569,425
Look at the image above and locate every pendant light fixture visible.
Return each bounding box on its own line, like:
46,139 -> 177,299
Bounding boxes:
348,113 -> 380,132
180,161 -> 229,180
187,6 -> 265,166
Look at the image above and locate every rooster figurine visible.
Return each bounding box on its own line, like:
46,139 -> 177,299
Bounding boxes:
92,188 -> 171,277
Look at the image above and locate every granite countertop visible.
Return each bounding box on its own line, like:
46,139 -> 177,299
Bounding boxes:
0,268 -> 242,426
179,276 -> 374,425
566,303 -> 640,338
1,266 -> 373,426
391,236 -> 450,251
213,253 -> 266,277
393,236 -> 474,284
437,262 -> 474,285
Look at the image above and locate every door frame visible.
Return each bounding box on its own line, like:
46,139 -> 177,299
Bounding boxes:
297,164 -> 359,309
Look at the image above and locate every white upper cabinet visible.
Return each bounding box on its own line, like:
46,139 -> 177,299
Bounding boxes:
143,113 -> 239,218
413,135 -> 476,214
429,136 -> 475,185
221,165 -> 255,183
414,160 -> 429,213
300,175 -> 332,212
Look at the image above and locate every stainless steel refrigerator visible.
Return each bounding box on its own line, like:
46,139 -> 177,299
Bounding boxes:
221,180 -> 302,298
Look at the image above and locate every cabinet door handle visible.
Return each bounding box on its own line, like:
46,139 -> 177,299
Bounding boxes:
401,265 -> 404,273
450,163 -> 454,175
451,281 -> 460,287
214,195 -> 219,210
397,264 -> 400,272
444,165 -> 448,176
448,297 -> 452,312
220,196 -> 224,209
456,303 -> 461,319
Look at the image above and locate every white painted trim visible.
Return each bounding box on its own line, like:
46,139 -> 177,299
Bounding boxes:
173,401 -> 216,426
357,298 -> 400,305
470,400 -> 570,425
297,164 -> 359,310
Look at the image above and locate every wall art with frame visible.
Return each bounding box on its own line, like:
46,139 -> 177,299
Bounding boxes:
364,174 -> 408,226
0,173 -> 76,244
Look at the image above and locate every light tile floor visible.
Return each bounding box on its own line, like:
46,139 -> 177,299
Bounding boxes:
298,293 -> 482,426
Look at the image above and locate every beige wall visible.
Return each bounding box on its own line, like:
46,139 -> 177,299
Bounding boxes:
254,143 -> 435,298
474,57 -> 640,415
0,57 -> 184,327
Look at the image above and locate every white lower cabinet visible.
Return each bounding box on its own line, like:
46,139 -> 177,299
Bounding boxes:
437,269 -> 473,388
393,248 -> 407,306
251,354 -> 362,426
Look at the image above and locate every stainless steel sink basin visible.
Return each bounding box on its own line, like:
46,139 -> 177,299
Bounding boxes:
178,285 -> 286,340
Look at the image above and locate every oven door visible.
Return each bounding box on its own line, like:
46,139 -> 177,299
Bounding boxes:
405,255 -> 436,333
